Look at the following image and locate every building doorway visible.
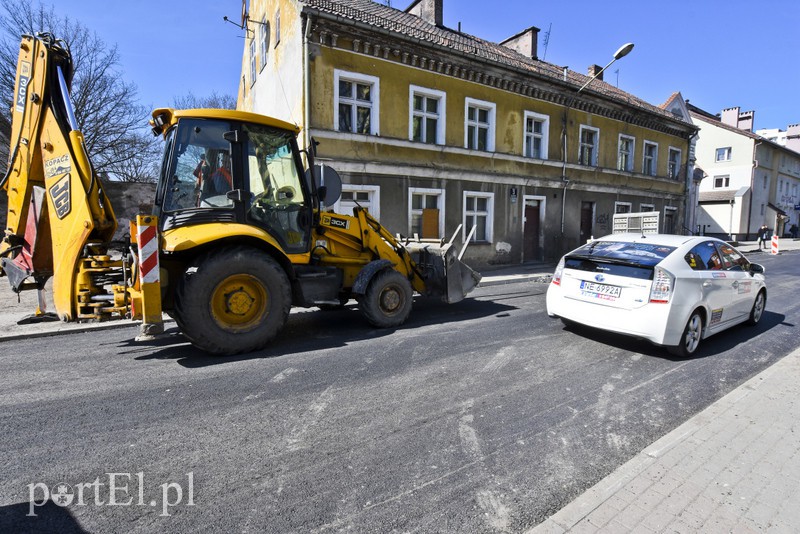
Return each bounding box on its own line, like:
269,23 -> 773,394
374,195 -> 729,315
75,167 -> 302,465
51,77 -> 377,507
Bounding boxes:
664,207 -> 677,234
522,196 -> 545,262
580,201 -> 595,244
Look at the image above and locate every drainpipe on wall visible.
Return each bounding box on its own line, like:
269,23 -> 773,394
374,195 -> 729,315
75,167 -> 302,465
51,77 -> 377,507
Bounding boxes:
560,102 -> 572,236
684,131 -> 698,234
745,140 -> 761,240
303,14 -> 312,152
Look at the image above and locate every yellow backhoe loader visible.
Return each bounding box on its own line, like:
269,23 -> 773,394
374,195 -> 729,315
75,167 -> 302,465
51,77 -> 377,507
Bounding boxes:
1,33 -> 480,355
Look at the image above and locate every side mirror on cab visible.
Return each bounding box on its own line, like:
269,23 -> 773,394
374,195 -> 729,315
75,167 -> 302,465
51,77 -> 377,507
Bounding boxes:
749,263 -> 765,275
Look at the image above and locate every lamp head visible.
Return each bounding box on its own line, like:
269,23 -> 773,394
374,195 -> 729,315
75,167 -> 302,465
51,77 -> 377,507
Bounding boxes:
613,42 -> 635,60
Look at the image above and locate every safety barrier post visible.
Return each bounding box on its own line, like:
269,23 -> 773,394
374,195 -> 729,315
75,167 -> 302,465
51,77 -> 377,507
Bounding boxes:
771,235 -> 780,255
136,215 -> 164,337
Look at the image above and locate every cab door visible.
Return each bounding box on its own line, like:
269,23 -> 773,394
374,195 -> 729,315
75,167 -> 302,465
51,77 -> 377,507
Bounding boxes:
241,123 -> 313,255
685,241 -> 734,329
715,242 -> 756,320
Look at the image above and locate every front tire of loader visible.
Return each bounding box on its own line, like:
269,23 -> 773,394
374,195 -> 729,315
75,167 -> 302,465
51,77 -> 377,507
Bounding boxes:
174,247 -> 291,355
358,269 -> 413,328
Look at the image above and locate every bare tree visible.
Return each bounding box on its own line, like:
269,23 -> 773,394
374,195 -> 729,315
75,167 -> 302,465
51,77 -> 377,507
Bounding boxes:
172,91 -> 237,110
0,2 -> 160,182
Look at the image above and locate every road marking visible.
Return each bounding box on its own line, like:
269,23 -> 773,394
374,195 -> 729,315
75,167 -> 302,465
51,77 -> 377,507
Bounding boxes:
270,367 -> 299,383
459,414 -> 482,460
482,348 -> 513,373
477,490 -> 511,531
287,386 -> 334,451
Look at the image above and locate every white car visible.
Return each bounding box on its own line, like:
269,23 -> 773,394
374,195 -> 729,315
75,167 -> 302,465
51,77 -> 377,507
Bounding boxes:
546,234 -> 767,357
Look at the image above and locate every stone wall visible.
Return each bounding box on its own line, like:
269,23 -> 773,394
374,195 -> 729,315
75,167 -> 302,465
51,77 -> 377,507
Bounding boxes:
0,181 -> 156,243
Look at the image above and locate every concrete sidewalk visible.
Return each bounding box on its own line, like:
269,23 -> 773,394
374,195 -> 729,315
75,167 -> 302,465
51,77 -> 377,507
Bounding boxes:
531,346 -> 800,533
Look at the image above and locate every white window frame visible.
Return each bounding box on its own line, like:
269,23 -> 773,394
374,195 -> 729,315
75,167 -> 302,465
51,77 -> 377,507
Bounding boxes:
523,111 -> 549,160
409,85 -> 446,145
334,70 -> 380,135
715,147 -> 732,161
408,187 -> 446,238
333,184 -> 381,220
640,203 -> 655,212
615,201 -> 632,214
643,141 -> 658,176
617,134 -> 635,172
463,191 -> 494,243
668,147 -> 682,179
249,39 -> 256,86
464,97 -> 496,152
259,18 -> 269,71
578,125 -> 600,166
713,175 -> 730,188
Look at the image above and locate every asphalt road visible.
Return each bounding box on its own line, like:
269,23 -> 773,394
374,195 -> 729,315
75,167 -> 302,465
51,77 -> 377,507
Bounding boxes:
1,251 -> 798,533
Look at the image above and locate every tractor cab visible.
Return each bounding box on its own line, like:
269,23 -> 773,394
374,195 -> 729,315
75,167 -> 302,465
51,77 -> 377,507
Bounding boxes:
152,109 -> 317,255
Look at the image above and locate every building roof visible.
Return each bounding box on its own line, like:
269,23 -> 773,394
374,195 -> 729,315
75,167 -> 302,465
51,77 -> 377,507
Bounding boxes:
699,190 -> 736,203
300,0 -> 688,125
688,104 -> 763,142
688,103 -> 800,161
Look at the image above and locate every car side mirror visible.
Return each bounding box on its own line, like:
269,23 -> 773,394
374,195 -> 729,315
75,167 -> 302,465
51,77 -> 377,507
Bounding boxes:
749,263 -> 765,275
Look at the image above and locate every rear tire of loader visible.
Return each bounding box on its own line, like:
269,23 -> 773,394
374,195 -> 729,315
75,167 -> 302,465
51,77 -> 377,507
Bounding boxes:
174,247 -> 291,355
358,269 -> 413,328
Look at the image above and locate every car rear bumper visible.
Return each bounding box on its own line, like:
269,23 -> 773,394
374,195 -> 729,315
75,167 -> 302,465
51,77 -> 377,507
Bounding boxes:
546,283 -> 688,346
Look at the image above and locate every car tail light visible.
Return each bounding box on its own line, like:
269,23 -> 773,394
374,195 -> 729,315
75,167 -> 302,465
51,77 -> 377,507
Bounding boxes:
649,267 -> 673,303
552,258 -> 565,285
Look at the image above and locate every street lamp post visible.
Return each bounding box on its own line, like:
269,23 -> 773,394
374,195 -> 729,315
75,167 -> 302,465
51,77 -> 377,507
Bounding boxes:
559,42 -> 635,246
577,43 -> 634,93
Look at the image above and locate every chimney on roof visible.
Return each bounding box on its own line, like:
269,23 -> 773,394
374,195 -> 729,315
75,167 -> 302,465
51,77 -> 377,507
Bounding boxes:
787,123 -> 800,153
406,0 -> 443,27
499,26 -> 540,60
720,106 -> 755,132
587,64 -> 604,81
738,110 -> 755,132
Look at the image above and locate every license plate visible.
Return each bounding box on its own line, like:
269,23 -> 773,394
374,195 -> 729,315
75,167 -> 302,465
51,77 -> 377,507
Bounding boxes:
579,281 -> 621,300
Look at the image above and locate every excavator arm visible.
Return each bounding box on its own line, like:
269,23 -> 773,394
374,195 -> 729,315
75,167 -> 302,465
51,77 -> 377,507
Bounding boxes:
1,33 -> 118,320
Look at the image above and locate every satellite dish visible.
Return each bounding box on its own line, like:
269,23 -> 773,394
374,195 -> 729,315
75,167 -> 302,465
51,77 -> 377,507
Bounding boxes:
304,164 -> 342,206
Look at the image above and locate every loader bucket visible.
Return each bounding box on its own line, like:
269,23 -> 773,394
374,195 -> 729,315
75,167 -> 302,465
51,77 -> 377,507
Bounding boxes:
403,241 -> 482,303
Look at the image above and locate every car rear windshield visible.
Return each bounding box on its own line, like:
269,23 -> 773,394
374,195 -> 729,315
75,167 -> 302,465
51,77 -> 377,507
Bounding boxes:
565,241 -> 677,280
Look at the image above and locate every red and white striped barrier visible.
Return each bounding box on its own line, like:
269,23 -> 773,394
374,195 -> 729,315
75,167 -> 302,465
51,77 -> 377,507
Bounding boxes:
135,215 -> 163,337
771,235 -> 780,255
137,223 -> 160,284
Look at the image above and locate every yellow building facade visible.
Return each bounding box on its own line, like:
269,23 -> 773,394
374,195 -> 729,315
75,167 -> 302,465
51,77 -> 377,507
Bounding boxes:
238,0 -> 697,265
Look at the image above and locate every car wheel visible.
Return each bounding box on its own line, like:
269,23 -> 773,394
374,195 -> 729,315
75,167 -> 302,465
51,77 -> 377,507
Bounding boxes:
669,311 -> 703,358
746,290 -> 766,326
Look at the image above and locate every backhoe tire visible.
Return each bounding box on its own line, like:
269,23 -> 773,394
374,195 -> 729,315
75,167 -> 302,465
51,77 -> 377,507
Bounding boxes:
358,269 -> 413,328
174,247 -> 291,355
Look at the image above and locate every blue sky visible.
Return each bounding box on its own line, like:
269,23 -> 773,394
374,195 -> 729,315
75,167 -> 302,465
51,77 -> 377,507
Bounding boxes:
50,0 -> 798,131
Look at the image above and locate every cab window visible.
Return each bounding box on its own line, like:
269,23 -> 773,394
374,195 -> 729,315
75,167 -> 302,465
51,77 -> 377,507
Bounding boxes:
716,243 -> 749,271
163,119 -> 234,212
245,123 -> 309,253
685,241 -> 723,271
